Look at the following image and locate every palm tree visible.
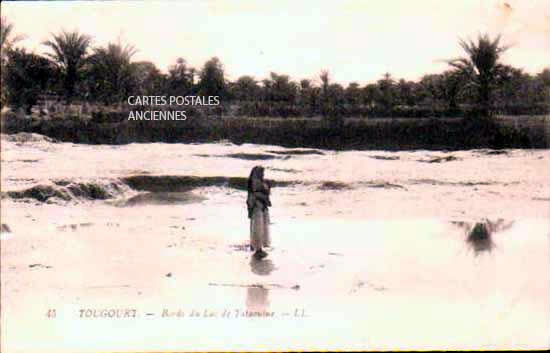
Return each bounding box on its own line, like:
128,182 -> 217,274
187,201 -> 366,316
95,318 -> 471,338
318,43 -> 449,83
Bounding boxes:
43,30 -> 92,102
233,75 -> 260,101
132,61 -> 165,97
167,57 -> 195,96
1,17 -> 25,108
539,68 -> 550,101
87,41 -> 137,104
197,57 -> 226,97
1,16 -> 24,62
376,72 -> 397,112
319,70 -> 330,116
319,70 -> 330,97
449,34 -> 508,117
4,48 -> 53,113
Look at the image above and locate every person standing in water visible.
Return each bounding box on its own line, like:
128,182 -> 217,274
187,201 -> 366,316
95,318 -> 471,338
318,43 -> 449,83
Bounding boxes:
247,166 -> 271,259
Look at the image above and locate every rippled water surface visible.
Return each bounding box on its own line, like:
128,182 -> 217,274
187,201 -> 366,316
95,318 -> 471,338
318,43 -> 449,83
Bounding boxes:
1,133 -> 549,351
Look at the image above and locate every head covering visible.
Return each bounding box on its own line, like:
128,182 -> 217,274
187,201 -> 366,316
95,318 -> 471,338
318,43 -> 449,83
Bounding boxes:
247,166 -> 264,193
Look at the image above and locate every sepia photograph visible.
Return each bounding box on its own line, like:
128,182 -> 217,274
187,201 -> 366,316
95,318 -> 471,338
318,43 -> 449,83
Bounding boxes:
0,0 -> 549,351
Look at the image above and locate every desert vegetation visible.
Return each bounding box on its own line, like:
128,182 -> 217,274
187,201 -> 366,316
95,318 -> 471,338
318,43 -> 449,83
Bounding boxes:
0,16 -> 548,149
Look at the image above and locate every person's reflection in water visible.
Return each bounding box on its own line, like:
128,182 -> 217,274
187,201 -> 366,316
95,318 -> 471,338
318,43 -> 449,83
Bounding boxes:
246,252 -> 275,313
246,285 -> 270,313
250,257 -> 275,276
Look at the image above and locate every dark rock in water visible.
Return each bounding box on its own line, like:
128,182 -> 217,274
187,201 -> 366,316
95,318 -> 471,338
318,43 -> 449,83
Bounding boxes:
6,185 -> 72,202
266,149 -> 324,156
67,183 -> 112,200
326,180 -> 408,190
29,264 -> 52,269
53,179 -> 71,186
267,167 -> 300,173
166,272 -> 172,278
225,153 -> 279,160
370,155 -> 400,160
1,224 -> 11,233
418,155 -> 460,163
318,181 -> 352,191
3,180 -> 128,204
359,181 -> 406,190
410,178 -> 495,187
477,149 -> 509,156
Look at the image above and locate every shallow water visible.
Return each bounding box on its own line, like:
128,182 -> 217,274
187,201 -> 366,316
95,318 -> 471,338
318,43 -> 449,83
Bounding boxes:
1,133 -> 549,351
2,133 -> 549,219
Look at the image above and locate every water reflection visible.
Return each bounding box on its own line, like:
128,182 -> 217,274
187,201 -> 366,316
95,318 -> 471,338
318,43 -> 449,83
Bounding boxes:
467,222 -> 495,255
452,219 -> 515,256
113,191 -> 206,207
246,285 -> 270,312
250,257 -> 275,276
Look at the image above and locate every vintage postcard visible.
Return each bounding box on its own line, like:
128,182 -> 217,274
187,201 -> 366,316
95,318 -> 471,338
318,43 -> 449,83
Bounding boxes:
1,0 -> 549,352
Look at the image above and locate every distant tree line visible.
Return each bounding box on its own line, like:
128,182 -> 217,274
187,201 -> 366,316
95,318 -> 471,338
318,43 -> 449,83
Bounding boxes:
1,17 -> 549,118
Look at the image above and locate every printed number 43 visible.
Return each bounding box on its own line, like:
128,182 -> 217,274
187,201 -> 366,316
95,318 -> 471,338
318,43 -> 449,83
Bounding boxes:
46,309 -> 56,318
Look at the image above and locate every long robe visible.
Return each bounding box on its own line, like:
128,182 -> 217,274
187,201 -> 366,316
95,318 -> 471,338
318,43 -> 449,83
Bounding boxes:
250,200 -> 270,249
248,178 -> 271,250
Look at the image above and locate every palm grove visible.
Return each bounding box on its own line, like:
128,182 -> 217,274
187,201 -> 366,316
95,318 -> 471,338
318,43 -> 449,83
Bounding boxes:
1,17 -> 549,119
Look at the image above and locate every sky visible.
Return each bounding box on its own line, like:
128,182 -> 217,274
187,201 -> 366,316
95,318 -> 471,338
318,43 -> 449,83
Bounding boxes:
2,0 -> 549,85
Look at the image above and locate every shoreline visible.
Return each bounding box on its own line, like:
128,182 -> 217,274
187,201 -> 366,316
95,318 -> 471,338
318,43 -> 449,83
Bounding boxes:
2,113 -> 548,150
